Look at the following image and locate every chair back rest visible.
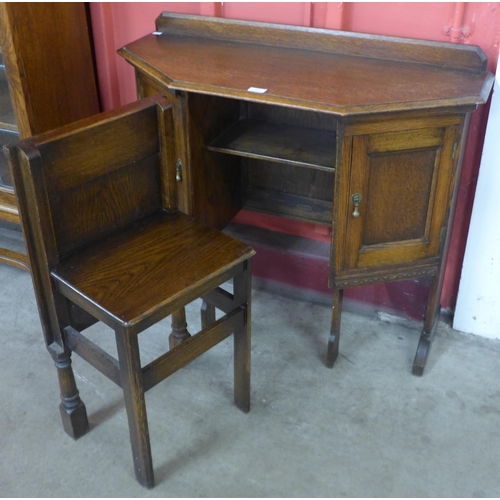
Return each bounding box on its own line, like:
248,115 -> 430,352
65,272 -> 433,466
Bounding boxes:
7,96 -> 176,265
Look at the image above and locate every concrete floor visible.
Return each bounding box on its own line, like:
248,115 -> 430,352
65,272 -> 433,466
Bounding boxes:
1,262 -> 500,497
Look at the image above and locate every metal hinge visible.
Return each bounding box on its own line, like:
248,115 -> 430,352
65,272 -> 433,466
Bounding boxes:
175,159 -> 182,182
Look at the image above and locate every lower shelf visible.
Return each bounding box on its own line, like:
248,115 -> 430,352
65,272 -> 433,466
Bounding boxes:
243,187 -> 333,226
223,220 -> 430,321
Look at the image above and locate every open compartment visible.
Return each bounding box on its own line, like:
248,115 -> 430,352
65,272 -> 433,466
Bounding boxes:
198,97 -> 337,227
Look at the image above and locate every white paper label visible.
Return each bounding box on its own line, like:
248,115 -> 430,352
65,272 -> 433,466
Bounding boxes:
247,87 -> 268,94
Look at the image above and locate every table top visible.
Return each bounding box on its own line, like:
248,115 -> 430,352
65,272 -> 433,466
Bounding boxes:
119,13 -> 494,116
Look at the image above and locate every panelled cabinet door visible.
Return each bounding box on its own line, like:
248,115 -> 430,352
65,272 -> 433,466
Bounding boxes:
340,117 -> 463,272
136,71 -> 192,215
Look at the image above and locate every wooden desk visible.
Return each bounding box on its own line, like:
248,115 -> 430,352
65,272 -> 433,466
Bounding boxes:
119,13 -> 493,375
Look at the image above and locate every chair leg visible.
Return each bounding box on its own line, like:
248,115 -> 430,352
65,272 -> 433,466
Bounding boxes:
233,262 -> 252,413
201,300 -> 216,329
115,327 -> 154,488
234,321 -> 251,413
327,288 -> 343,368
52,349 -> 89,440
169,308 -> 191,349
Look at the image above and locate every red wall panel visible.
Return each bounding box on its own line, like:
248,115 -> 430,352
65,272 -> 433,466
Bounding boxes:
223,2 -> 313,25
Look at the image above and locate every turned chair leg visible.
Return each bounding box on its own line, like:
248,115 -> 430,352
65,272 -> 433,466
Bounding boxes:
115,327 -> 154,489
52,349 -> 89,440
201,300 -> 216,329
327,289 -> 343,368
169,308 -> 191,349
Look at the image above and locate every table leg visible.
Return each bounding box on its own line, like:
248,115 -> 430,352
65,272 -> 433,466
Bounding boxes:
412,274 -> 441,376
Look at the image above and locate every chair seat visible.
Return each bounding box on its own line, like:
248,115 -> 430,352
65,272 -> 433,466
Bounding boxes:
51,211 -> 255,331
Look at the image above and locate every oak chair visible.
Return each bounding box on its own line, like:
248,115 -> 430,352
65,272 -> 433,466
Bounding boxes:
4,95 -> 254,488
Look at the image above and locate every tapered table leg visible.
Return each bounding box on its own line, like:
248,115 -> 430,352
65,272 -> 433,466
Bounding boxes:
413,274 -> 441,376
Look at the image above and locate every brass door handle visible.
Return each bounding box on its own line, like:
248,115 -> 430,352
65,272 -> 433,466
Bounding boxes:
351,193 -> 362,217
175,159 -> 182,182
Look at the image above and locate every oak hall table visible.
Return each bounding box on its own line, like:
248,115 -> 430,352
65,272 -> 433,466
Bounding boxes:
119,13 -> 493,375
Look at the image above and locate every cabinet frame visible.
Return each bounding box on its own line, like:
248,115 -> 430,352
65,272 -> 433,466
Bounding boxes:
120,13 -> 492,374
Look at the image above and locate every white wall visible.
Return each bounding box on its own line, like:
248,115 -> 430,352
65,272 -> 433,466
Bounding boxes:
453,58 -> 500,339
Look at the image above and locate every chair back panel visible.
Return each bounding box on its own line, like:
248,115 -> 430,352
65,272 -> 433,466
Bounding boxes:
41,105 -> 160,192
50,153 -> 162,257
30,98 -> 171,259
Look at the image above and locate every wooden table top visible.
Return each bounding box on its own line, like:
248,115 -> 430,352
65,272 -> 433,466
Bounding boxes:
119,14 -> 494,116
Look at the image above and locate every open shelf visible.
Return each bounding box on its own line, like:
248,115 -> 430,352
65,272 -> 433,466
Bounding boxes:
208,119 -> 336,171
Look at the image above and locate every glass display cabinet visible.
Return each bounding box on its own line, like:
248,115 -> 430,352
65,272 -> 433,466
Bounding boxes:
0,2 -> 100,271
0,46 -> 25,270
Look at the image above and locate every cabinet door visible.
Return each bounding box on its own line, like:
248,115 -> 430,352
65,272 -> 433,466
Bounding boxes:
136,71 -> 192,215
340,121 -> 461,272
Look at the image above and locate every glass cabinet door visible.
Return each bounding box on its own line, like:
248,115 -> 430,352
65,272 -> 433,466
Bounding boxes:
0,45 -> 27,269
0,48 -> 19,190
